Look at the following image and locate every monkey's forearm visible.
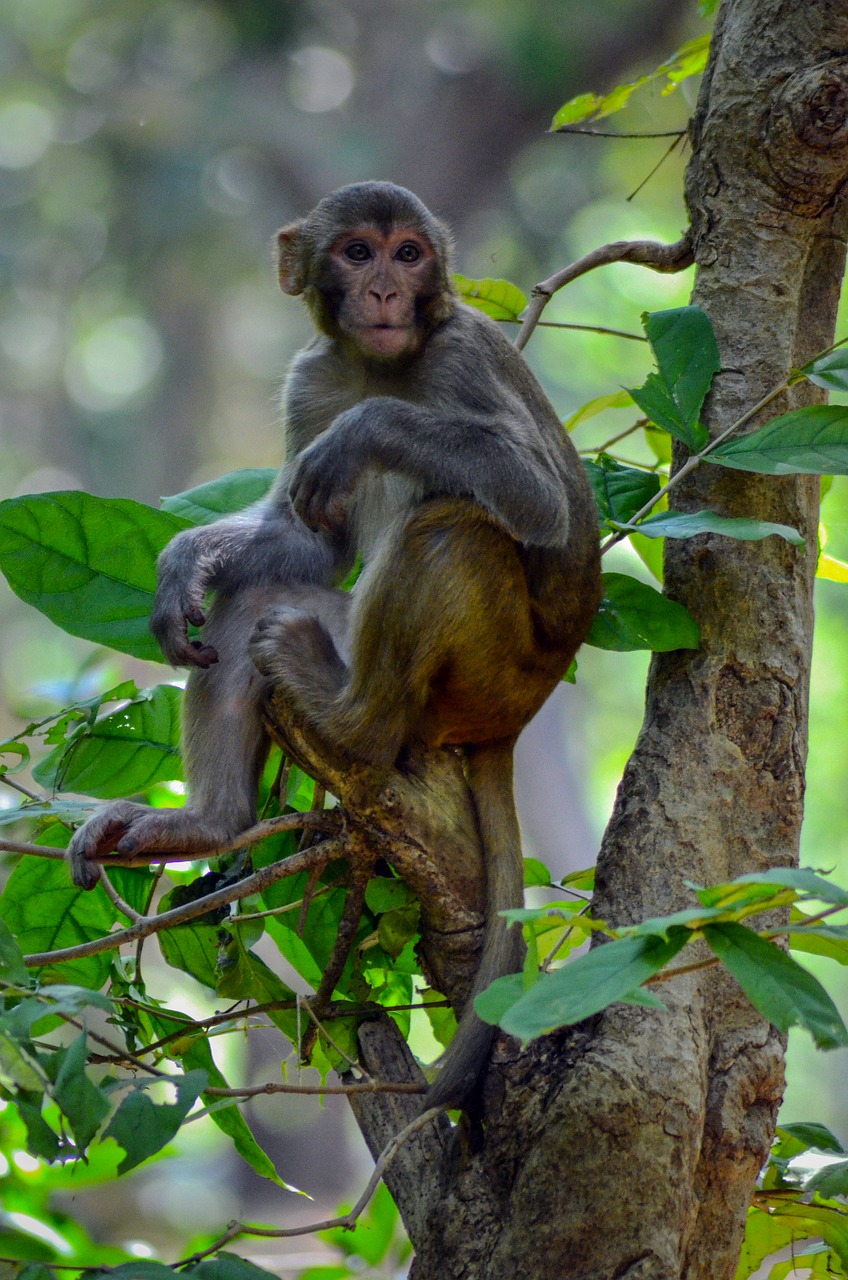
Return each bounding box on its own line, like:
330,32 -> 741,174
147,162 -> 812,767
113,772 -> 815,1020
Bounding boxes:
291,399 -> 571,549
151,503 -> 346,667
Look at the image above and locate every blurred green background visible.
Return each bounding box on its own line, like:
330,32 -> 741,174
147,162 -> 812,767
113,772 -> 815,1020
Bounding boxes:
2,0 -> 848,1270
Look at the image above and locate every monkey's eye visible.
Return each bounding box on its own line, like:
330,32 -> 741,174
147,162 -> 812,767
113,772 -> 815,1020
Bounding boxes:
395,242 -> 422,263
344,241 -> 371,262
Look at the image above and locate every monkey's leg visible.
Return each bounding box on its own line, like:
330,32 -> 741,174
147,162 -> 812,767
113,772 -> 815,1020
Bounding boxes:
328,500 -> 543,765
68,585 -> 350,889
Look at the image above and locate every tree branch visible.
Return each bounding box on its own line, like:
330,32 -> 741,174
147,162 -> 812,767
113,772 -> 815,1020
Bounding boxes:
514,232 -> 694,351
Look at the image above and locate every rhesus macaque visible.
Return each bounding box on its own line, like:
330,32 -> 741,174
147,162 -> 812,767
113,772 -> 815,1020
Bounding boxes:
67,182 -> 601,1106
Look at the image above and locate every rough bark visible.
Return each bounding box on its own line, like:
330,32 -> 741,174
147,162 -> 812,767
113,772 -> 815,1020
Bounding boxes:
265,2 -> 848,1275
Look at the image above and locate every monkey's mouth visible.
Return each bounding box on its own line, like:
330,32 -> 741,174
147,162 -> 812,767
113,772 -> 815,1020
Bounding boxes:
357,324 -> 413,356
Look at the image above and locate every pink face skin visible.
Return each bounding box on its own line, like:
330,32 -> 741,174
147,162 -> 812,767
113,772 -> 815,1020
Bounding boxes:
330,226 -> 438,360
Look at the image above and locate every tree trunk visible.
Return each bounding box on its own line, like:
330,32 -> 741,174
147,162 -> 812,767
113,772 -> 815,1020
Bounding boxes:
266,2 -> 848,1274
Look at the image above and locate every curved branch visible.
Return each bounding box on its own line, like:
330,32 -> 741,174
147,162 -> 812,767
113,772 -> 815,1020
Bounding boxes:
514,232 -> 694,351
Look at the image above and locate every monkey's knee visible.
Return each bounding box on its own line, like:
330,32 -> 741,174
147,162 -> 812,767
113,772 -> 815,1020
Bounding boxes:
249,606 -> 346,684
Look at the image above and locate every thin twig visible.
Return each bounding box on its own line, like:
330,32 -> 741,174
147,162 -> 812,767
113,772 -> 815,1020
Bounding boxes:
500,318 -> 646,342
554,127 -> 687,138
515,232 -> 693,351
176,1107 -> 444,1263
24,839 -> 342,968
0,775 -> 44,802
588,420 -> 648,454
598,381 -> 791,555
233,884 -> 331,924
301,1002 -> 369,1076
100,871 -> 144,922
626,132 -> 686,202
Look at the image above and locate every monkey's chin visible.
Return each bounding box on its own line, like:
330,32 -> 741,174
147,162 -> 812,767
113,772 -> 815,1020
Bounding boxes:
356,325 -> 416,360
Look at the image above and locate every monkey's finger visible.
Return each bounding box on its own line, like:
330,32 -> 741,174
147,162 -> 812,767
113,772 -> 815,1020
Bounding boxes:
187,607 -> 206,627
189,641 -> 219,667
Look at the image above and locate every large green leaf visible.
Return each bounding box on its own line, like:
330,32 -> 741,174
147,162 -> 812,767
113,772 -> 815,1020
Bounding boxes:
709,406 -> 848,474
476,931 -> 689,1041
161,468 -> 276,525
0,492 -> 189,660
0,854 -> 115,989
103,1069 -> 207,1173
618,510 -> 804,546
33,685 -> 183,798
50,1032 -> 111,1149
627,307 -> 719,452
703,922 -> 848,1049
583,457 -> 660,528
587,572 -> 700,652
452,273 -> 527,322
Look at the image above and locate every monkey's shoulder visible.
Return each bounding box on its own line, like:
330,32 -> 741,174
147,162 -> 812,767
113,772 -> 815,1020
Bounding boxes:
429,304 -> 558,410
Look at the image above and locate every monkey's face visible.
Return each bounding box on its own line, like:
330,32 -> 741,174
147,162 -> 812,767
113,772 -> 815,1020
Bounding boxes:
326,227 -> 442,361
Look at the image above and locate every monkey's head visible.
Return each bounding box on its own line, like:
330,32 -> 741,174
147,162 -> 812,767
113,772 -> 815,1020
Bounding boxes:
275,182 -> 455,362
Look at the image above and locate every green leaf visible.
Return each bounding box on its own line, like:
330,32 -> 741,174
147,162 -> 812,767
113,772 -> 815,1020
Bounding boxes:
617,510 -> 804,547
703,867 -> 848,908
802,347 -> 848,393
627,307 -> 719,452
779,1122 -> 845,1154
103,1069 -> 207,1173
364,878 -> 417,914
104,1264 -> 180,1280
0,492 -> 190,661
161,468 -> 277,524
709,406 -> 848,474
51,1033 -> 110,1149
0,916 -> 30,985
583,457 -> 660,528
158,917 -> 220,991
477,931 -> 689,1041
524,857 -> 552,888
564,389 -> 635,432
452,273 -> 527,321
587,572 -> 700,652
0,855 -> 115,989
702,922 -> 848,1049
0,1032 -> 49,1091
762,1201 -> 848,1270
186,1256 -> 282,1280
789,922 -> 848,965
736,1206 -> 798,1280
33,684 -> 182,799
551,35 -> 710,128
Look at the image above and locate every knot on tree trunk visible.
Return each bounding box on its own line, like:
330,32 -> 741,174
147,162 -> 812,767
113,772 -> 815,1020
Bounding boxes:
764,58 -> 848,214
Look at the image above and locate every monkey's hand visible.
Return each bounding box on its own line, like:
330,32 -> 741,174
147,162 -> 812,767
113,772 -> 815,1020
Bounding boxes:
150,529 -> 220,668
288,419 -> 365,533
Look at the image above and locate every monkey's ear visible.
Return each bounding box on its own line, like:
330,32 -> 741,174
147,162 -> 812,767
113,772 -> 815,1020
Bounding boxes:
276,222 -> 306,295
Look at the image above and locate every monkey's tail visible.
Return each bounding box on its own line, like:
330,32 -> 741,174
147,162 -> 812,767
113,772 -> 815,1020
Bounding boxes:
424,738 -> 525,1110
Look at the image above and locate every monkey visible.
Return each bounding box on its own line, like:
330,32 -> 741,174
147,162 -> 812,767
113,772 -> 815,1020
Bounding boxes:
66,181 -> 601,1107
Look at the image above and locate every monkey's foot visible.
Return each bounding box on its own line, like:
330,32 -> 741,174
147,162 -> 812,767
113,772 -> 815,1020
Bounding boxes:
66,802 -> 233,890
